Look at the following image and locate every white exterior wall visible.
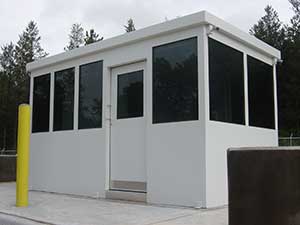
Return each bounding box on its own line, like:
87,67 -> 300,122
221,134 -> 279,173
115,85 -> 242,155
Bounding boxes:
203,27 -> 279,208
29,27 -> 206,207
205,123 -> 277,208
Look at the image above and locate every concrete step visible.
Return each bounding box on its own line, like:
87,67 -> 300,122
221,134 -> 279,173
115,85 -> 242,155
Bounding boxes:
105,190 -> 146,202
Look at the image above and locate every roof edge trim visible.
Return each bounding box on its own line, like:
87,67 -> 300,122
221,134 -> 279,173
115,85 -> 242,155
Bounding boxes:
27,11 -> 281,73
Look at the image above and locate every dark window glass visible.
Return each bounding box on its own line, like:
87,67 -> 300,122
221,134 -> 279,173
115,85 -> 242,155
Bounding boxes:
32,74 -> 50,133
53,68 -> 74,131
117,70 -> 143,119
153,37 -> 198,123
248,56 -> 274,129
79,61 -> 103,129
208,38 -> 245,125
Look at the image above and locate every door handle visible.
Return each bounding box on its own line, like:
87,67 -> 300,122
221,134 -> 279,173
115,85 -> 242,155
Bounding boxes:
106,118 -> 112,125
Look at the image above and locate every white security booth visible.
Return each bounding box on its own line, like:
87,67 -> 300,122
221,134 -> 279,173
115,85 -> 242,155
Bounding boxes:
27,11 -> 281,208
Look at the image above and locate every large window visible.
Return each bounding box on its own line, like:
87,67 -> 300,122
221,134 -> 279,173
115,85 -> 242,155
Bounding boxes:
208,38 -> 245,125
248,56 -> 275,129
117,70 -> 143,119
53,68 -> 75,131
153,37 -> 198,124
79,61 -> 103,129
32,74 -> 50,133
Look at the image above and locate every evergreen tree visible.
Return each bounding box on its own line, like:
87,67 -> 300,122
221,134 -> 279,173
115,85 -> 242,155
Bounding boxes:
288,0 -> 300,40
0,21 -> 47,150
15,21 -> 48,101
84,29 -> 103,45
250,5 -> 285,49
0,43 -> 17,150
0,43 -> 16,77
0,71 -> 8,150
279,0 -> 300,136
124,18 -> 136,32
64,23 -> 84,51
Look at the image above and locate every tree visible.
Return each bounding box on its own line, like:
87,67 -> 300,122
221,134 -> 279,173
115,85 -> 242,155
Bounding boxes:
0,21 -> 47,150
0,43 -> 17,150
14,21 -> 48,102
0,43 -> 16,76
64,23 -> 84,51
277,0 -> 300,136
250,5 -> 285,49
278,0 -> 300,136
84,29 -> 103,45
288,0 -> 300,40
124,18 -> 136,32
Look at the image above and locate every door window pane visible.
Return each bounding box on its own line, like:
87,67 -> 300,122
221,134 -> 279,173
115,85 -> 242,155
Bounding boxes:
79,61 -> 103,129
32,74 -> 50,133
153,37 -> 198,123
117,70 -> 143,119
208,38 -> 245,125
53,68 -> 75,131
248,56 -> 275,129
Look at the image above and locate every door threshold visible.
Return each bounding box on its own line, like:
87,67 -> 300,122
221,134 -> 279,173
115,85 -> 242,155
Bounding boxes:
105,189 -> 146,202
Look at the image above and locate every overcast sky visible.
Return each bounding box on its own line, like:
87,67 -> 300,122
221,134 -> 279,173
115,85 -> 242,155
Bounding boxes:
0,0 -> 293,55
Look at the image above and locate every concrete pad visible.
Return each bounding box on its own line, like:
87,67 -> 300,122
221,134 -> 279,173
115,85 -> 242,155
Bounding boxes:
154,208 -> 228,225
0,183 -> 228,225
0,213 -> 45,225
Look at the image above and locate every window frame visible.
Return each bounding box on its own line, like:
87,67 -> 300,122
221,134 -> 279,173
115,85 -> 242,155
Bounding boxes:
78,60 -> 104,130
152,36 -> 199,124
53,67 -> 75,132
32,73 -> 51,133
117,70 -> 144,120
247,55 -> 275,129
208,37 -> 246,125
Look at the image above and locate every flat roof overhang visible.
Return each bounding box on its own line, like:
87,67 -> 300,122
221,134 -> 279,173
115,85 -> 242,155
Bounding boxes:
27,11 -> 281,73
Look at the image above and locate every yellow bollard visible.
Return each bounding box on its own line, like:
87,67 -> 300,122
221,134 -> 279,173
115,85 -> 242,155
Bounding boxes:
16,104 -> 31,207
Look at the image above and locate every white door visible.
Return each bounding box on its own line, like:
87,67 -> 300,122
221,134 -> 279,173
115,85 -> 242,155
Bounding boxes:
110,62 -> 146,192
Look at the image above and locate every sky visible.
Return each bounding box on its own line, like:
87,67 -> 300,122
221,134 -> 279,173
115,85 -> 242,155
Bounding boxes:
0,0 -> 293,56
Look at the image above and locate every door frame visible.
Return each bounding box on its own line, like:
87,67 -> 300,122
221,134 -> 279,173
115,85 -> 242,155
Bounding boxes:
108,60 -> 147,193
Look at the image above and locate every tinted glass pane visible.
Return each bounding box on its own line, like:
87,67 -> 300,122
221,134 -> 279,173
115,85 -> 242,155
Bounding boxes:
53,68 -> 74,131
248,56 -> 274,129
153,37 -> 198,123
117,70 -> 143,119
208,38 -> 245,125
79,61 -> 103,129
32,74 -> 50,133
